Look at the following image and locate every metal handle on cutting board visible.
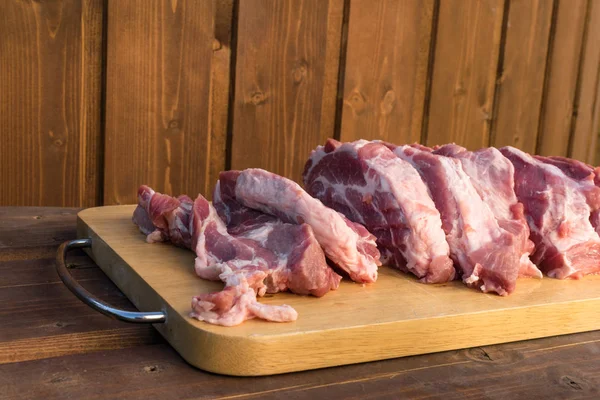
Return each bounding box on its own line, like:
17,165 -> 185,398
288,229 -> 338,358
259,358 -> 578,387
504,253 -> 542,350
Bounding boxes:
56,238 -> 166,324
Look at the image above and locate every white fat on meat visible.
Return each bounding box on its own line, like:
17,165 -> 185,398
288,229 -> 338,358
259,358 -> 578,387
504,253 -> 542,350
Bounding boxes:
303,139 -> 454,284
232,168 -> 381,283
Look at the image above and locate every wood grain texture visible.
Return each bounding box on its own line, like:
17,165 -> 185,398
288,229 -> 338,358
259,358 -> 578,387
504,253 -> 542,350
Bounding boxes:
0,328 -> 159,365
79,205 -> 600,376
0,256 -> 160,346
425,0 -> 505,149
338,0 -> 434,144
0,207 -> 79,261
213,0 -> 235,171
0,207 -> 163,365
3,206 -> 600,398
230,0 -> 345,183
104,0 -> 228,205
0,0 -> 103,207
490,0 -> 554,153
537,0 -> 588,156
570,0 -> 600,164
2,320 -> 600,399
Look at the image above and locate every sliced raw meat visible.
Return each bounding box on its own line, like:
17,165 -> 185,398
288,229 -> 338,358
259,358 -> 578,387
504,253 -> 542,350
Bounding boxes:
433,144 -> 542,279
190,194 -> 299,325
132,185 -> 193,247
214,171 -> 342,297
500,146 -> 600,279
389,144 -> 520,295
230,168 -> 381,283
134,190 -> 297,325
303,139 -> 454,283
214,170 -> 282,236
534,155 -> 600,235
133,185 -> 340,326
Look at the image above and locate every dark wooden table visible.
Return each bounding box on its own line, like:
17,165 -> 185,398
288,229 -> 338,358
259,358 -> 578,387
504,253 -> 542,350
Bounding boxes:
1,207 -> 600,399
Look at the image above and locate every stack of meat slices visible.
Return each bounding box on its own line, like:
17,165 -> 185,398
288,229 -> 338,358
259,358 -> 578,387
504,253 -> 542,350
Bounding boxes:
133,138 -> 600,326
304,139 -> 600,296
132,169 -> 380,326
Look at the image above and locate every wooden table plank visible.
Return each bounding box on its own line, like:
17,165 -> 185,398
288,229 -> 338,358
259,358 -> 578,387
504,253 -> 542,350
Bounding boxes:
2,331 -> 599,399
0,208 -> 163,364
0,256 -> 159,344
0,207 -> 79,260
2,207 -> 600,399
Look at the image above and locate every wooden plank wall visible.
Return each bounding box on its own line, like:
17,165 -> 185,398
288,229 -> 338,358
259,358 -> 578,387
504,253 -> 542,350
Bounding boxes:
0,0 -> 103,207
1,0 -> 599,207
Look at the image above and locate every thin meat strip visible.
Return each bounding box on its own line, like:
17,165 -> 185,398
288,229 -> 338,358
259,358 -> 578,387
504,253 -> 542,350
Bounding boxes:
433,144 -> 542,279
500,146 -> 600,279
230,168 -> 381,283
390,144 -> 520,295
303,139 -> 454,283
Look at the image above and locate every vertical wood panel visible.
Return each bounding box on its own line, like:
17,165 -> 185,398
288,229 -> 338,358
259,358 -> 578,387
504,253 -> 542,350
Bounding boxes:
0,0 -> 103,207
569,0 -> 600,164
230,0 -> 345,182
214,0 -> 235,171
425,0 -> 505,149
490,0 -> 554,153
536,0 -> 588,157
104,0 -> 229,204
338,0 -> 435,144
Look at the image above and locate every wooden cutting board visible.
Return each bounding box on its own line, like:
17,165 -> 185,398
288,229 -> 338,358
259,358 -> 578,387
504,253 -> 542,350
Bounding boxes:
78,205 -> 600,376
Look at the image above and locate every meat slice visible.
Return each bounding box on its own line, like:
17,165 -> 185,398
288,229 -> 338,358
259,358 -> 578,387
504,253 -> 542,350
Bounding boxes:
533,155 -> 600,236
433,144 -> 542,279
214,171 -> 282,237
189,195 -> 298,325
214,171 -> 342,297
132,185 -> 193,247
229,168 -> 381,283
390,144 -> 520,295
302,139 -> 454,283
133,184 -> 341,325
133,187 -> 298,325
500,146 -> 600,279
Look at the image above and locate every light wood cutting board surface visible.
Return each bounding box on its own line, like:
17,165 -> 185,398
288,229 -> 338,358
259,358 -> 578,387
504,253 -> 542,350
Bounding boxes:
77,205 -> 600,376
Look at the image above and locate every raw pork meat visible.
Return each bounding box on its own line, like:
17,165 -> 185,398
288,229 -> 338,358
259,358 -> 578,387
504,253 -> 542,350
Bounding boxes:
133,185 -> 340,326
133,187 -> 298,325
214,170 -> 342,297
132,185 -> 193,247
390,144 -> 521,295
500,146 -> 600,279
189,195 -> 298,325
534,155 -> 600,236
303,139 -> 455,283
229,168 -> 381,283
433,144 -> 542,279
